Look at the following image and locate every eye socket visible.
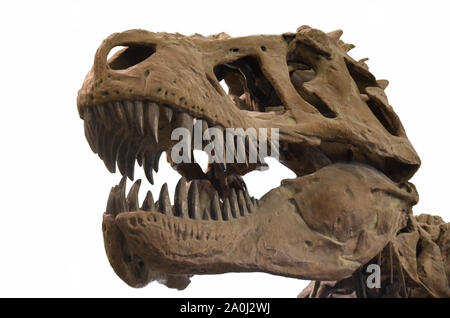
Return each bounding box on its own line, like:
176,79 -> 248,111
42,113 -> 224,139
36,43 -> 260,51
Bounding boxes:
108,44 -> 155,70
288,63 -> 337,119
213,56 -> 285,113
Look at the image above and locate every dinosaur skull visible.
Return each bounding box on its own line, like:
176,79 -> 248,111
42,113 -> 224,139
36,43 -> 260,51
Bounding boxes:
77,26 -> 420,290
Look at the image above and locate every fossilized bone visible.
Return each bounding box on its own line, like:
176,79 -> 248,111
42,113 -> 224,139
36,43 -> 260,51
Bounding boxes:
77,26 -> 449,297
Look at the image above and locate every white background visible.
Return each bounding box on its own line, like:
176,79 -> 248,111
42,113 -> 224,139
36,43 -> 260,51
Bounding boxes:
0,0 -> 449,297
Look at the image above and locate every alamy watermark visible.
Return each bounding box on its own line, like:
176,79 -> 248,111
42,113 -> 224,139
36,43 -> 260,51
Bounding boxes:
170,120 -> 279,165
366,264 -> 381,289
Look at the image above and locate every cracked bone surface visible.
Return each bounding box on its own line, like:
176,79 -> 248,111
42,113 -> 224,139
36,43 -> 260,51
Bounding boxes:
77,26 -> 449,297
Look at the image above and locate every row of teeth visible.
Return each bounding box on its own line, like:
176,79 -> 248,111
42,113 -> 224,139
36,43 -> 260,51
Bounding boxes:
83,100 -> 267,183
83,100 -> 179,183
83,100 -> 177,144
107,177 -> 259,221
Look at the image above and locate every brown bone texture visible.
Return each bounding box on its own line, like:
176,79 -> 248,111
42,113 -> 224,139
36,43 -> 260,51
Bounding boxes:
76,26 -> 448,297
299,214 -> 450,298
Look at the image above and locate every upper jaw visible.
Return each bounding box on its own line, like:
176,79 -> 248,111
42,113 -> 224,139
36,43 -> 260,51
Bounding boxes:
80,96 -> 273,192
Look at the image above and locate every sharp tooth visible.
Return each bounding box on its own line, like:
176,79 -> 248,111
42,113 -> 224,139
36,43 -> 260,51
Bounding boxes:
144,154 -> 154,184
188,180 -> 200,219
106,102 -> 117,122
221,198 -> 231,221
244,190 -> 255,213
96,125 -> 106,160
96,104 -> 110,130
116,176 -> 128,213
103,133 -> 116,173
126,179 -> 141,211
117,176 -> 127,195
158,183 -> 172,216
109,135 -> 122,172
106,186 -> 117,215
210,192 -> 222,221
202,208 -> 210,220
233,175 -> 247,191
237,190 -> 248,216
136,151 -> 144,167
229,189 -> 240,218
114,102 -> 128,126
84,106 -> 96,127
147,102 -> 160,143
174,178 -> 188,218
153,151 -> 162,172
124,100 -> 135,127
134,101 -> 145,136
141,191 -> 155,211
177,112 -> 193,139
103,103 -> 114,129
125,143 -> 137,181
90,106 -> 99,121
162,105 -> 173,123
92,105 -> 101,122
117,141 -> 128,177
84,119 -> 97,153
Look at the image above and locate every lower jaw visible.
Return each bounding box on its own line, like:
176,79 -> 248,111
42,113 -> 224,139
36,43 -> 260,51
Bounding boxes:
101,156 -> 265,272
103,208 -> 261,275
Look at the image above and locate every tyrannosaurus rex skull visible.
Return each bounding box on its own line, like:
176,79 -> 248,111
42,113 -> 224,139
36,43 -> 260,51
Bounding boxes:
77,26 -> 420,290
